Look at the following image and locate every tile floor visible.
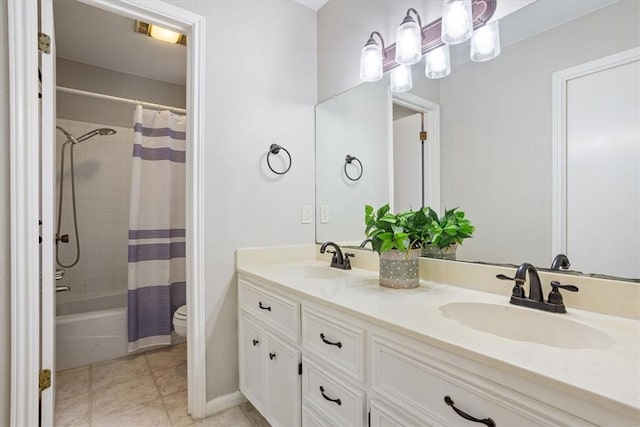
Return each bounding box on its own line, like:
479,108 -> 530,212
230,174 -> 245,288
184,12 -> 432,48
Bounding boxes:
55,343 -> 269,427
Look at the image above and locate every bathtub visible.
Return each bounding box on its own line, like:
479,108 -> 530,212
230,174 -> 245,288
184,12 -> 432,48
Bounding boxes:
56,293 -> 128,371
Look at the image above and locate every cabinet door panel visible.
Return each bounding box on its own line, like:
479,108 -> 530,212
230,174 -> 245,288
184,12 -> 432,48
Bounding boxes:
265,334 -> 301,427
239,316 -> 265,412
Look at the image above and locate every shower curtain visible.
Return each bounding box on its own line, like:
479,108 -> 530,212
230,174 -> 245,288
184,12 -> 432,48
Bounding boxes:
128,105 -> 187,351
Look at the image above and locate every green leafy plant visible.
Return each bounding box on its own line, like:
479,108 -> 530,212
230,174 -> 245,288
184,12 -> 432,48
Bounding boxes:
364,204 -> 414,254
427,207 -> 475,249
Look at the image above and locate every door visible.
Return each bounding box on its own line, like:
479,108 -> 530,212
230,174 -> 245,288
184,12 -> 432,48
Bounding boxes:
39,0 -> 57,424
265,334 -> 301,427
239,316 -> 266,413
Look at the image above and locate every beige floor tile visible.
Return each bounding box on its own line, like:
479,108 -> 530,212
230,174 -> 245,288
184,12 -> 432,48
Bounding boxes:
239,402 -> 270,427
153,362 -> 188,396
54,393 -> 90,427
56,366 -> 90,402
162,390 -> 193,427
90,354 -> 152,390
195,407 -> 253,427
146,343 -> 187,373
92,398 -> 170,427
90,374 -> 160,420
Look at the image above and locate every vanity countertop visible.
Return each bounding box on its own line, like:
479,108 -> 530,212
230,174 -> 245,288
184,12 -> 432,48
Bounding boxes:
237,260 -> 640,418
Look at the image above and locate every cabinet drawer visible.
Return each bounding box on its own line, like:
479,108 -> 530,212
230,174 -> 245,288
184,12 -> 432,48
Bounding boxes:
302,358 -> 366,427
239,280 -> 300,342
302,401 -> 336,427
370,335 -> 544,426
302,307 -> 365,382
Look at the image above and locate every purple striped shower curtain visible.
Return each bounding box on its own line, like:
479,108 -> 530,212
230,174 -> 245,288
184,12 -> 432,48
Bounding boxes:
127,105 -> 187,351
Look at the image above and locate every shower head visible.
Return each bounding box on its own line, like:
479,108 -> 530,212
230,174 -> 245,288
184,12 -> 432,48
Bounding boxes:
75,128 -> 117,144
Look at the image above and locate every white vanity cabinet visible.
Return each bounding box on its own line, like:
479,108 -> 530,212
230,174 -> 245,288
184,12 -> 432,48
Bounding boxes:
238,281 -> 301,427
238,270 -> 639,427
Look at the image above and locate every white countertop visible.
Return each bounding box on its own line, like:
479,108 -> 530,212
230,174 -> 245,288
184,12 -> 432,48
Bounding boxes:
237,260 -> 640,417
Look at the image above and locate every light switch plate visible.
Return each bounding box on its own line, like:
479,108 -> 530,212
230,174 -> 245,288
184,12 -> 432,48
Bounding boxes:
320,205 -> 329,224
302,205 -> 312,224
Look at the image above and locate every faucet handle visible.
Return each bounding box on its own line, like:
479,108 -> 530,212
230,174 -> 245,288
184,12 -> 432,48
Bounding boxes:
548,281 -> 579,306
496,274 -> 526,298
344,252 -> 354,270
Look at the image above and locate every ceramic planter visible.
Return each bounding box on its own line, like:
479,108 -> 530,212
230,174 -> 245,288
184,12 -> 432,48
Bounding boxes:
379,249 -> 420,289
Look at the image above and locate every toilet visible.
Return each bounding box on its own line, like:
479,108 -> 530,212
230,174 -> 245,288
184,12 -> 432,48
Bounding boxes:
173,305 -> 187,337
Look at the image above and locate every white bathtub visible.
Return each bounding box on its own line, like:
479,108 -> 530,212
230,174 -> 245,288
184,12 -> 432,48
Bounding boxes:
56,293 -> 128,371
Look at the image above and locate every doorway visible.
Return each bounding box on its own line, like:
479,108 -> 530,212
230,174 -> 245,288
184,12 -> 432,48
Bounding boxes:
8,0 -> 206,424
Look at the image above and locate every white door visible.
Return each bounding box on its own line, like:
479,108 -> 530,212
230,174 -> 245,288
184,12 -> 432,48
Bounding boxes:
39,0 -> 57,424
265,335 -> 301,427
566,55 -> 640,278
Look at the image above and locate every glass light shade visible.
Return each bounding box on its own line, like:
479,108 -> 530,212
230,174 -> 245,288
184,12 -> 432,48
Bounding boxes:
441,0 -> 473,45
425,45 -> 451,79
395,19 -> 423,65
149,25 -> 182,44
390,65 -> 412,93
470,21 -> 501,62
360,43 -> 384,82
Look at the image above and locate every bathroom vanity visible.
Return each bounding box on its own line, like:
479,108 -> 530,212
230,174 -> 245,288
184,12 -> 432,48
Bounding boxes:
237,256 -> 640,427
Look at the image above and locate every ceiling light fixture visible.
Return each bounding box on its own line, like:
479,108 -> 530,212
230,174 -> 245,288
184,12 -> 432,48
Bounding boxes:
359,0 -> 498,89
134,21 -> 186,45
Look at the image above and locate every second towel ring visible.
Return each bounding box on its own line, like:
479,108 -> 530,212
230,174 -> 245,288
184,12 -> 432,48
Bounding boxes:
344,154 -> 363,181
267,144 -> 292,175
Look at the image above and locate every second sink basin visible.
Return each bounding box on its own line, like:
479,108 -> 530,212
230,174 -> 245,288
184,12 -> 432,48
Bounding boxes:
439,302 -> 614,349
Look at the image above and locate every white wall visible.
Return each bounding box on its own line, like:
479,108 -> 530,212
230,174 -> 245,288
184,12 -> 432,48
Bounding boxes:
0,0 -> 11,423
163,0 -> 317,400
57,58 -> 186,128
55,119 -> 133,303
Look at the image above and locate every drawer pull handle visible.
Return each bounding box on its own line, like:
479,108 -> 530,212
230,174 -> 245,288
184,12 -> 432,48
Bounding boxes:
320,333 -> 342,348
269,352 -> 276,360
444,396 -> 495,427
319,386 -> 342,406
252,339 -> 259,346
258,302 -> 272,311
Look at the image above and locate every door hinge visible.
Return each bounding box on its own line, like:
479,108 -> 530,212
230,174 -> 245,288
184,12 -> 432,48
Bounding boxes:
39,369 -> 51,391
298,362 -> 302,375
368,410 -> 371,427
38,33 -> 51,54
419,131 -> 427,141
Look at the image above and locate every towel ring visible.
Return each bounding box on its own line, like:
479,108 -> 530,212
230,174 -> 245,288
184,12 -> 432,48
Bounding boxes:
344,154 -> 363,181
267,144 -> 292,175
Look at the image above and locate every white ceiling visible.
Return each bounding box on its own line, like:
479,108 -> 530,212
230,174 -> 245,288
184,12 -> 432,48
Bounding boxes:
294,0 -> 329,12
53,0 -> 187,86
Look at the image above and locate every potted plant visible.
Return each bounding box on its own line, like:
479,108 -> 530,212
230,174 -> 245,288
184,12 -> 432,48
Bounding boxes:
422,207 -> 475,260
364,204 -> 420,289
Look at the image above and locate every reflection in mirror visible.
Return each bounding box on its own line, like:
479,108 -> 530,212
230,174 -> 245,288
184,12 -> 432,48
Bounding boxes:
315,0 -> 639,280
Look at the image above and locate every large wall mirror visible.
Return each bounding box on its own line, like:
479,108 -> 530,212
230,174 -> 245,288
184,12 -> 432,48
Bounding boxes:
315,0 -> 639,281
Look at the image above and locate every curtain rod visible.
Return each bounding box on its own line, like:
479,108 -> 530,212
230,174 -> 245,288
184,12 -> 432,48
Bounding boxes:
56,86 -> 187,114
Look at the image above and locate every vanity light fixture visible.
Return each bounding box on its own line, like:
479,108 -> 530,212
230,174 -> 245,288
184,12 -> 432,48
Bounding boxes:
359,0 -> 497,86
441,0 -> 473,45
425,44 -> 451,79
395,8 -> 424,65
134,21 -> 186,45
360,32 -> 386,82
470,20 -> 501,61
390,64 -> 413,93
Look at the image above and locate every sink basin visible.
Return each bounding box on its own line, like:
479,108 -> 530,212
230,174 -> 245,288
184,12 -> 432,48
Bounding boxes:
289,265 -> 348,280
439,302 -> 614,349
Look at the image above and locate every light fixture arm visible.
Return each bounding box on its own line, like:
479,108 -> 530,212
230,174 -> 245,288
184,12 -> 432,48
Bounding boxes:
383,0 -> 496,73
405,8 -> 424,40
366,31 -> 387,58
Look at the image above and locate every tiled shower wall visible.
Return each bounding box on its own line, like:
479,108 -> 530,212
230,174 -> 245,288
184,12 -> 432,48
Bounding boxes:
56,118 -> 133,301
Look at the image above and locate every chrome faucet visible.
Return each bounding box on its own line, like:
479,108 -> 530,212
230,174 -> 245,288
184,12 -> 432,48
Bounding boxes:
550,254 -> 571,270
320,241 -> 354,270
497,262 -> 579,313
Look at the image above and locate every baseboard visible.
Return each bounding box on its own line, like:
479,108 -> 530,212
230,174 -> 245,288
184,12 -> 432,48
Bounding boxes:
205,390 -> 247,416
